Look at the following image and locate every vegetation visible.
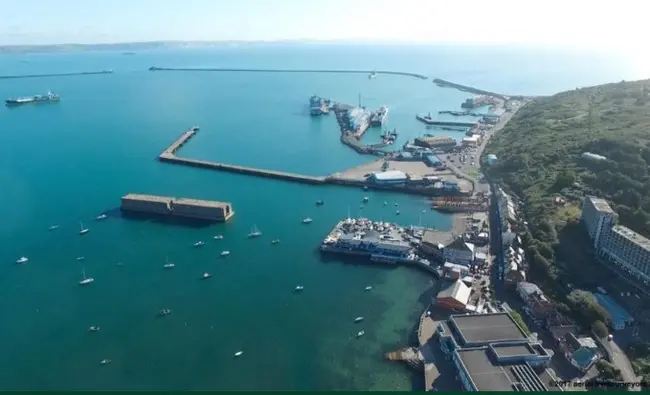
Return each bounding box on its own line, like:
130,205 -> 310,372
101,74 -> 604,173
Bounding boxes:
484,79 -> 650,322
627,342 -> 650,384
591,320 -> 609,338
509,310 -> 532,335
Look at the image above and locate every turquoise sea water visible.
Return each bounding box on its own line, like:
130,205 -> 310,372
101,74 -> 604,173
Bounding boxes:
0,44 -> 645,390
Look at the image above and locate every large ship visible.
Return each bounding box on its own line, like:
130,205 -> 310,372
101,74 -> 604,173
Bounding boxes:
370,105 -> 388,127
6,91 -> 60,106
310,95 -> 327,116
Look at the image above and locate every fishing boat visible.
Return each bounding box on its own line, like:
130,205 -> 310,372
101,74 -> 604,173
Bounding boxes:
88,326 -> 101,332
363,197 -> 369,203
220,250 -> 230,257
316,200 -> 324,206
271,239 -> 280,245
158,309 -> 172,317
396,210 -> 400,215
79,221 -> 89,235
16,256 -> 28,264
354,316 -> 364,323
79,268 -> 94,285
100,359 -> 112,365
302,217 -> 313,224
76,256 -> 85,261
248,225 -> 262,238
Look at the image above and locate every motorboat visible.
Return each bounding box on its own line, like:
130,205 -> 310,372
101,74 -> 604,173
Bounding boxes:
394,203 -> 399,207
294,285 -> 304,292
214,234 -> 224,240
354,316 -> 364,323
79,268 -> 94,285
220,250 -> 231,257
383,201 -> 387,206
88,326 -> 100,332
357,331 -> 365,338
96,214 -> 107,221
271,239 -> 280,245
365,286 -> 372,291
201,272 -> 212,280
193,241 -> 204,248
158,309 -> 172,317
248,225 -> 262,238
48,225 -> 59,231
16,256 -> 28,264
302,218 -> 313,224
100,359 -> 112,365
316,200 -> 324,206
79,221 -> 89,235
234,351 -> 244,357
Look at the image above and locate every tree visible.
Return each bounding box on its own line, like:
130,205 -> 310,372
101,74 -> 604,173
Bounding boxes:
510,311 -> 532,336
592,320 -> 609,338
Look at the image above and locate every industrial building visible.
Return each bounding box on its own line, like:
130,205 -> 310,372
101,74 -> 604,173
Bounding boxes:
423,154 -> 443,168
581,196 -> 650,283
414,135 -> 457,149
369,170 -> 408,185
434,313 -> 556,392
120,194 -> 234,222
462,134 -> 481,146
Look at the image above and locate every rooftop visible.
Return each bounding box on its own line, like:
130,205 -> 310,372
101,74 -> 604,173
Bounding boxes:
612,225 -> 650,253
587,196 -> 615,214
594,293 -> 634,327
451,313 -> 528,345
122,193 -> 173,203
438,280 -> 472,306
492,343 -> 536,358
173,198 -> 231,209
372,170 -> 407,180
422,229 -> 454,246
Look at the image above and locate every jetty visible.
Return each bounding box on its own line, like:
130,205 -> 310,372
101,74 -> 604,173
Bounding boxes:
148,67 -> 428,80
433,78 -> 509,101
0,70 -> 114,79
415,115 -> 477,128
159,128 -> 326,185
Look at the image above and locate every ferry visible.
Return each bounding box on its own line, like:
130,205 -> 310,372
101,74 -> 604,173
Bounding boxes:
6,91 -> 60,106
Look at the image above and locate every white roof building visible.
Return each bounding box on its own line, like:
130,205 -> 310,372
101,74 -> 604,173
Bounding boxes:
372,170 -> 408,181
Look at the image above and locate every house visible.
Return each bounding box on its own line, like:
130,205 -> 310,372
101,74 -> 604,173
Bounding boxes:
561,333 -> 601,372
443,237 -> 475,266
516,282 -> 543,303
443,262 -> 470,280
436,280 -> 472,312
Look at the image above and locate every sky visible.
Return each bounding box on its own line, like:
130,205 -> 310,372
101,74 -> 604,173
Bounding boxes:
0,0 -> 646,50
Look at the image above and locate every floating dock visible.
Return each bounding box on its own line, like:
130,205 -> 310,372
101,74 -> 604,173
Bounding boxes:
149,67 -> 428,80
121,193 -> 234,222
415,115 -> 477,128
0,70 -> 114,80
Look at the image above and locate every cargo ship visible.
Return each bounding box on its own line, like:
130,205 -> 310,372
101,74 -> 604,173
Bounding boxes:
309,95 -> 328,116
370,105 -> 388,126
5,91 -> 60,106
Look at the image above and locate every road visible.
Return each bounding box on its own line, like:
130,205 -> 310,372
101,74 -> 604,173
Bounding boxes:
607,339 -> 641,390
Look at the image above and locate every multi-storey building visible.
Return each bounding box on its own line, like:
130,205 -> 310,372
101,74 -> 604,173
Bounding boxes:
581,196 -> 618,249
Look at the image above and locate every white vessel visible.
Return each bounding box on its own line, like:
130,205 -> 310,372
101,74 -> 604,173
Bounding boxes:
76,256 -> 85,261
158,309 -> 172,317
214,234 -> 224,240
302,218 -> 313,224
396,210 -> 400,215
383,201 -> 387,206
220,250 -> 231,257
163,256 -> 174,268
271,239 -> 280,245
48,225 -> 59,231
201,272 -> 212,280
248,225 -> 262,238
79,221 -> 89,235
96,214 -> 107,221
79,268 -> 94,285
363,197 -> 369,203
357,331 -> 365,338
100,359 -> 112,365
193,241 -> 204,248
16,256 -> 28,264
294,285 -> 304,292
234,350 -> 244,357
365,286 -> 372,291
88,326 -> 101,332
354,316 -> 364,323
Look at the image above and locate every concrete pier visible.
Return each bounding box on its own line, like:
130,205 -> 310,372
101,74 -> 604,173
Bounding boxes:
433,78 -> 509,100
121,193 -> 235,222
0,70 -> 114,79
149,66 -> 428,80
415,115 -> 477,128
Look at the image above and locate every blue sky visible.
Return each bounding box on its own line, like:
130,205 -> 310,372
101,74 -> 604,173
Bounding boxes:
0,0 -> 645,48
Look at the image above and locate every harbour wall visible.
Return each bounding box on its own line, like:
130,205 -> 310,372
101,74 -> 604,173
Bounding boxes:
415,115 -> 477,127
120,193 -> 235,222
433,78 -> 509,100
0,70 -> 114,79
148,67 -> 428,80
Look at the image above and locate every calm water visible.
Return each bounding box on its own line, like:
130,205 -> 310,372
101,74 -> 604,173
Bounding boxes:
0,44 -> 644,390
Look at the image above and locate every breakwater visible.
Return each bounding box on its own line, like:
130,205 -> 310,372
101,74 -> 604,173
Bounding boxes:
149,67 -> 428,80
0,70 -> 114,79
121,193 -> 235,222
433,78 -> 508,100
415,115 -> 477,127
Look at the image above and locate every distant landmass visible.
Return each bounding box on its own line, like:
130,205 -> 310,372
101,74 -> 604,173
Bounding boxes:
0,41 -> 279,54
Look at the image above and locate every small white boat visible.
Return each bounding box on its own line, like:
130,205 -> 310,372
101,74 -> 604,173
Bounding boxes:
88,326 -> 100,332
100,359 -> 112,365
365,286 -> 372,291
396,210 -> 400,215
48,225 -> 59,231
248,225 -> 263,238
383,201 -> 387,206
79,221 -> 89,235
76,256 -> 85,261
213,234 -> 224,240
234,351 -> 244,357
193,241 -> 204,248
16,256 -> 28,264
220,250 -> 230,257
201,272 -> 212,280
302,218 -> 313,224
294,285 -> 304,292
354,316 -> 364,323
96,214 -> 107,221
357,331 -> 365,338
271,239 -> 280,245
79,268 -> 94,286
363,197 -> 369,203
164,263 -> 175,269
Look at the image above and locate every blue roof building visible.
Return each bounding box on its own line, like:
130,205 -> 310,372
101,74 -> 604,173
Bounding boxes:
424,154 -> 443,168
594,293 -> 634,330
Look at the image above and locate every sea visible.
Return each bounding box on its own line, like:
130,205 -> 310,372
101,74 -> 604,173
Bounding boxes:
0,44 -> 645,390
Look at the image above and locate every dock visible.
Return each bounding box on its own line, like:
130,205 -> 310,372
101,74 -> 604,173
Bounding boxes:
415,115 -> 477,128
0,70 -> 114,79
148,67 -> 428,80
121,193 -> 235,222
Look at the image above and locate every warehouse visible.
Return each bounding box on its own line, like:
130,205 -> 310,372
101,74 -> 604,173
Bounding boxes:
424,154 -> 444,168
369,170 -> 408,185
